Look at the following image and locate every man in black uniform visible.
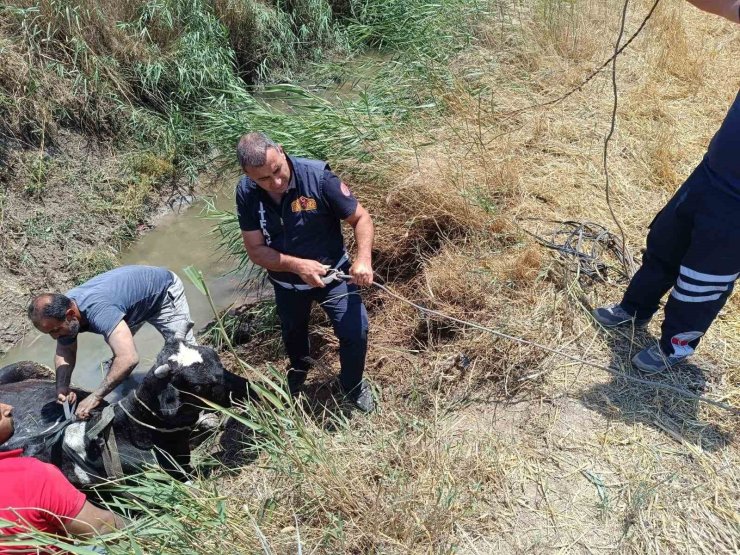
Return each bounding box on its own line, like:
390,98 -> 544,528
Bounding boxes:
593,1 -> 740,373
235,132 -> 376,411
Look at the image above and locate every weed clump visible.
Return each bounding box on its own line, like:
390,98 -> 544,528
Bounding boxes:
67,247 -> 117,284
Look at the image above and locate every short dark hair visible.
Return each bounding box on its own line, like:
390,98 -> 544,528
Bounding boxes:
27,294 -> 73,322
236,131 -> 279,168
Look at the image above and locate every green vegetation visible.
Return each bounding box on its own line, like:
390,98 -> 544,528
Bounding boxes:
2,0 -> 739,553
24,154 -> 50,199
67,247 -> 118,283
2,0 -> 490,181
199,300 -> 281,351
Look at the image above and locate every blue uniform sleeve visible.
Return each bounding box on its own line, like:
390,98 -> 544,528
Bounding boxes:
322,171 -> 358,219
236,178 -> 261,232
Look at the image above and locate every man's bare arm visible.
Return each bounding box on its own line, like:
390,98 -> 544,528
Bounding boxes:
63,501 -> 125,538
55,341 -> 77,403
345,203 -> 374,262
95,321 -> 139,399
241,230 -> 329,287
74,321 -> 139,419
685,0 -> 740,23
344,203 -> 375,286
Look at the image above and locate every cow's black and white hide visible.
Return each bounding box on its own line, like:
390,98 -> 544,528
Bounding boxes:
0,339 -> 254,486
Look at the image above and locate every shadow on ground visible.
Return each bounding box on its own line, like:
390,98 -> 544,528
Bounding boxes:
582,325 -> 732,452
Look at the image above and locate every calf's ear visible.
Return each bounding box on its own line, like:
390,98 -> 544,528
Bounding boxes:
154,363 -> 172,378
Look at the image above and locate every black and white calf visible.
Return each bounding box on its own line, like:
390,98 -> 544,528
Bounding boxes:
0,340 -> 253,486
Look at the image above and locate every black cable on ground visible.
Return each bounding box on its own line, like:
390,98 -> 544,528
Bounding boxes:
502,0 -> 663,118
517,219 -> 631,283
603,0 -> 638,278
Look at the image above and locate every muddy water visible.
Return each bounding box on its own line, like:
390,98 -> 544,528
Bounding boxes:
0,180 -> 247,400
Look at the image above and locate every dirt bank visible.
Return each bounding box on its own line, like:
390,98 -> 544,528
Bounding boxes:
0,131 -> 185,354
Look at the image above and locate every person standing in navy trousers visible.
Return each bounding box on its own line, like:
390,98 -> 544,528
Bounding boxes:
593,0 -> 740,372
235,132 -> 376,411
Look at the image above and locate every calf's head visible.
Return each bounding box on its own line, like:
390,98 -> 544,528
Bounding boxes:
143,340 -> 246,421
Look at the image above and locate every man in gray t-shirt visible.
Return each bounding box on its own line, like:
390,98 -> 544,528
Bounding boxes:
27,265 -> 196,419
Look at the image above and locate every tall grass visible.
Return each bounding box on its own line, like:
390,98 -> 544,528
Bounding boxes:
2,0 -> 490,187
344,0 -> 488,55
1,0 -> 340,177
215,0 -> 300,82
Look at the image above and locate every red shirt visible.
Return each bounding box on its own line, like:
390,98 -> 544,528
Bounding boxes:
0,449 -> 86,553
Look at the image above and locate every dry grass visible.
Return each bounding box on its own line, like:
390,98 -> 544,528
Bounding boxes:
206,0 -> 739,553
5,0 -> 735,552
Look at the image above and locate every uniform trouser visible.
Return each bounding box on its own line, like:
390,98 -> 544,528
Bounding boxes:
273,277 -> 369,393
620,161 -> 740,356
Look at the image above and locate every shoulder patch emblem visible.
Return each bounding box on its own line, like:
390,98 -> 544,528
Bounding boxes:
340,182 -> 351,197
291,196 -> 318,212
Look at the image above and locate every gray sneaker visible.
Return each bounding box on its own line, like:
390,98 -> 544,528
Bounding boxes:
592,303 -> 650,328
632,344 -> 689,374
344,381 -> 376,413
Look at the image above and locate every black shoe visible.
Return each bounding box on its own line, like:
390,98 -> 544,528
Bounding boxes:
344,381 -> 376,413
286,368 -> 308,396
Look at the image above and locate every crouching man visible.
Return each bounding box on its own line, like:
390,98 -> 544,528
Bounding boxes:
235,132 -> 376,412
28,265 -> 196,420
0,402 -> 123,552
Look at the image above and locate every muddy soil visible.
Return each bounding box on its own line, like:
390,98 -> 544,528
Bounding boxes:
0,129 -> 185,354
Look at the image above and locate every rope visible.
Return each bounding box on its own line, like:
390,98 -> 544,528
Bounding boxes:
342,275 -> 737,415
116,399 -> 193,434
133,390 -> 164,420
